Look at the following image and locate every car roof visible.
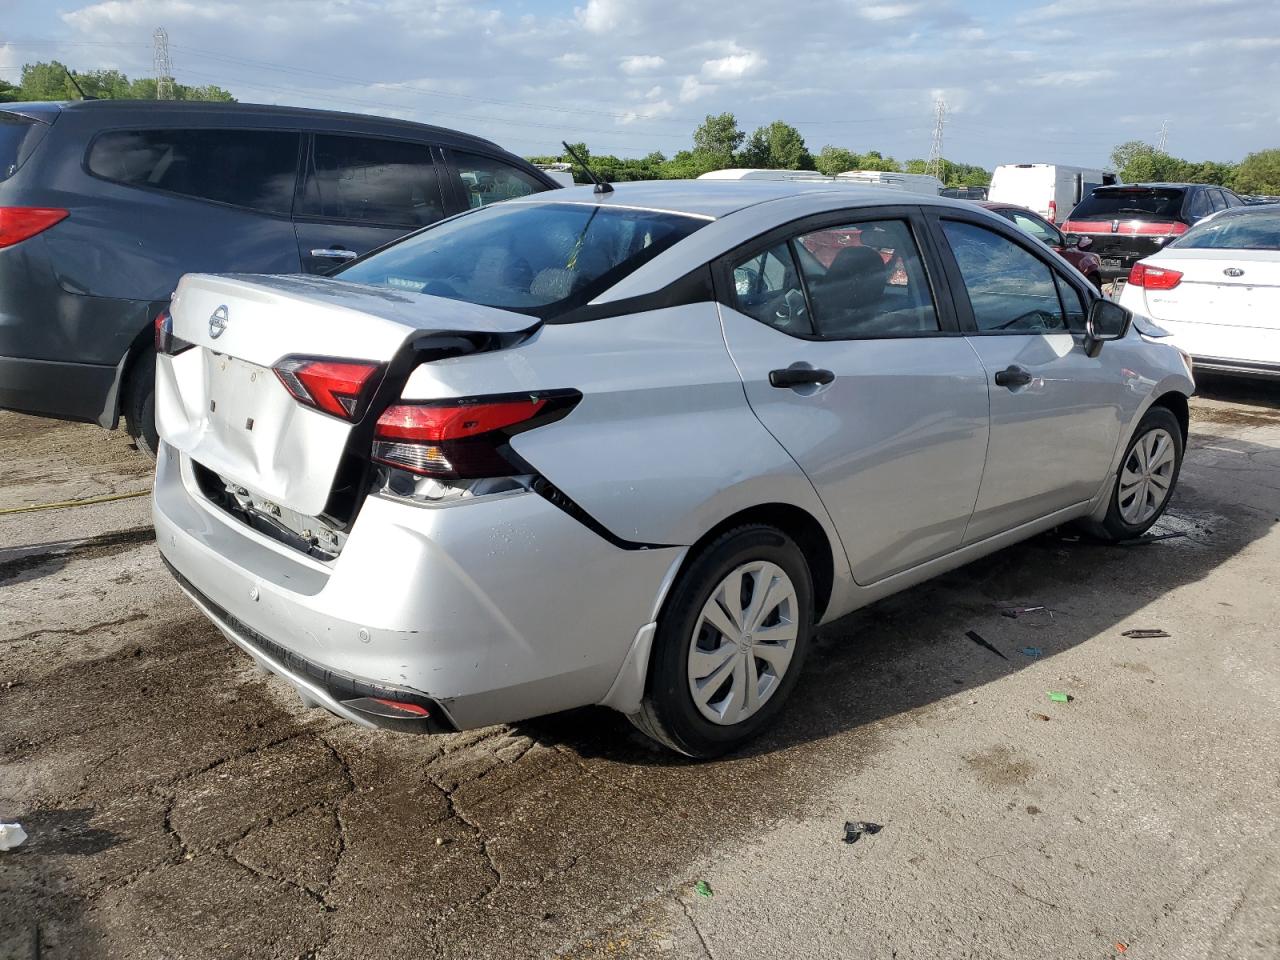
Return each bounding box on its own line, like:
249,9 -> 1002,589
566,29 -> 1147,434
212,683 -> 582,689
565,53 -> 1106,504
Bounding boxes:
506,179 -> 972,220
8,99 -> 507,152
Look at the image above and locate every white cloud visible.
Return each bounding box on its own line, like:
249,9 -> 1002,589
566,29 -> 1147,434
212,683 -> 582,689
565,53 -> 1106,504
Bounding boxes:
858,3 -> 921,21
701,50 -> 765,80
619,54 -> 665,74
575,0 -> 626,33
554,52 -> 590,68
679,75 -> 714,102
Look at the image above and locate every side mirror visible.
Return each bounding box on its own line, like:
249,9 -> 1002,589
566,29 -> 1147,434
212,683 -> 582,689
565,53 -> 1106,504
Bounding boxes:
1072,234 -> 1093,251
1084,299 -> 1131,357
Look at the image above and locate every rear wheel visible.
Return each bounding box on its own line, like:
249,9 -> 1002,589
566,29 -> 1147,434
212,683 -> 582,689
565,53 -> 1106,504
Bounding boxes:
123,348 -> 159,460
1091,406 -> 1183,541
629,525 -> 813,758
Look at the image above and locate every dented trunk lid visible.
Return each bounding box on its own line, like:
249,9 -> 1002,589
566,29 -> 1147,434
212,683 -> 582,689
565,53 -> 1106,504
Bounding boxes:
156,273 -> 539,517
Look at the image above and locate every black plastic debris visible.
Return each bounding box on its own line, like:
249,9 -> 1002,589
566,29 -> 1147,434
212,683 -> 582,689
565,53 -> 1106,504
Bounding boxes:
1114,531 -> 1187,546
843,821 -> 882,844
1122,628 -> 1171,638
965,630 -> 1009,660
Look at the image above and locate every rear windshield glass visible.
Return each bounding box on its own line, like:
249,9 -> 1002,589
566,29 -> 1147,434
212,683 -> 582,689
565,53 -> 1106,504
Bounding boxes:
0,114 -> 40,182
1071,189 -> 1184,220
1172,208 -> 1280,251
339,201 -> 706,318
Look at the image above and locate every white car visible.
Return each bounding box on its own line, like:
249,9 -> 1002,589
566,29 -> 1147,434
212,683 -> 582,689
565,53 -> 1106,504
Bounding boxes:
1118,205 -> 1280,378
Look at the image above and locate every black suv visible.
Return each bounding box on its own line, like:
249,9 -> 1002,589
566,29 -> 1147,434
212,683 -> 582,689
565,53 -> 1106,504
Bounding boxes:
0,100 -> 559,453
1061,182 -> 1246,280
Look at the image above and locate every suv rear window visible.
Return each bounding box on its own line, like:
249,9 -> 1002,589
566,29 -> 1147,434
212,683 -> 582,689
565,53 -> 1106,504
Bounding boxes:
0,113 -> 45,182
87,129 -> 300,214
1070,188 -> 1184,221
339,201 -> 705,318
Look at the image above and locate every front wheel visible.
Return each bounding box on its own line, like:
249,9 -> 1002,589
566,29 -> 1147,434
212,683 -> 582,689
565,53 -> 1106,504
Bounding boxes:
629,525 -> 813,758
1091,406 -> 1183,541
123,348 -> 159,460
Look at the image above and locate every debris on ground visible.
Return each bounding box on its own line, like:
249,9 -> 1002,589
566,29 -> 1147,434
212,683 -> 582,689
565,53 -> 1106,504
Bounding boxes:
0,823 -> 27,851
1114,531 -> 1187,546
1122,629 -> 1171,638
1000,605 -> 1048,619
694,880 -> 714,898
1030,712 -> 1052,722
1020,647 -> 1043,658
1115,942 -> 1128,954
1047,692 -> 1072,703
843,821 -> 883,844
965,630 -> 1008,661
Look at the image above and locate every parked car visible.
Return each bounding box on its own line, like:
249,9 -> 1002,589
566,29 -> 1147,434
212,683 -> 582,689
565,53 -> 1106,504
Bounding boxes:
834,171 -> 942,196
941,186 -> 988,200
0,99 -> 559,455
989,163 -> 1117,224
1062,183 -> 1248,281
978,201 -> 1103,289
153,181 -> 1193,757
1117,204 -> 1279,378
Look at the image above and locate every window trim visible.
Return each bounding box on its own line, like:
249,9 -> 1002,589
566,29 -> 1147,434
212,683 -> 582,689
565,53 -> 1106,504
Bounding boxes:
291,132 -> 452,230
926,209 -> 1096,338
713,205 -> 963,342
81,125 -> 304,220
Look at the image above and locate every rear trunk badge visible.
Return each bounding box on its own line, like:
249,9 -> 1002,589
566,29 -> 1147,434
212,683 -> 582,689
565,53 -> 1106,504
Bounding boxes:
1224,267 -> 1244,277
209,304 -> 229,339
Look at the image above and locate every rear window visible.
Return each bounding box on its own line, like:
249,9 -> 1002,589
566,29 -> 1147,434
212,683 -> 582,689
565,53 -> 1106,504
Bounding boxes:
0,114 -> 44,182
87,129 -> 300,214
339,201 -> 705,318
1070,188 -> 1184,221
1171,208 -> 1280,251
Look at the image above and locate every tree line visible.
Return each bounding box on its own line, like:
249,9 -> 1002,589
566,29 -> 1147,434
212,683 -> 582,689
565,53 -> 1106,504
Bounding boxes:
1110,141 -> 1280,195
528,112 -> 991,187
0,60 -> 234,103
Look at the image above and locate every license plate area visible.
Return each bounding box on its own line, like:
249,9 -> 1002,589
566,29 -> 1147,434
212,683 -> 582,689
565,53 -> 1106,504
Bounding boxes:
207,355 -> 279,438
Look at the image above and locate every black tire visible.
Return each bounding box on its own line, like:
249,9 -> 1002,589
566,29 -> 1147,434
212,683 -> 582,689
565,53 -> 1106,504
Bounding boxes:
1089,406 -> 1184,542
629,525 -> 813,758
123,348 -> 159,460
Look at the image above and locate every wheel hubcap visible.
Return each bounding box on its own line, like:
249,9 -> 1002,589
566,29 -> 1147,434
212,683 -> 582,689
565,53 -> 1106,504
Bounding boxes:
687,561 -> 798,726
1118,427 -> 1177,525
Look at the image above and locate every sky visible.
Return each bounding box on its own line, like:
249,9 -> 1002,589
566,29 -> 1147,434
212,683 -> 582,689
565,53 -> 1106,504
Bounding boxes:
1,0 -> 1277,168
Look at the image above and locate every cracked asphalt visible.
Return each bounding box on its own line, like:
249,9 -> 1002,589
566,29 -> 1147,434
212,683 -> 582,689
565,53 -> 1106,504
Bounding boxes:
2,376 -> 1279,960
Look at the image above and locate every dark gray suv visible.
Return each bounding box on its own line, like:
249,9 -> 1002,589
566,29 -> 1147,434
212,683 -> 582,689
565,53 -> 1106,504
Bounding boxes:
0,100 -> 559,453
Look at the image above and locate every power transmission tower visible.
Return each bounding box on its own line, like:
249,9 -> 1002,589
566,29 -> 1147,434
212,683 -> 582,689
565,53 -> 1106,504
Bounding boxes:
926,98 -> 946,181
153,27 -> 175,100
1156,120 -> 1169,153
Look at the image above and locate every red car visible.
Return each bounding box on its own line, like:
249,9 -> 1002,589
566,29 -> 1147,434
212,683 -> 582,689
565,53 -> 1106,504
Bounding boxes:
977,201 -> 1103,290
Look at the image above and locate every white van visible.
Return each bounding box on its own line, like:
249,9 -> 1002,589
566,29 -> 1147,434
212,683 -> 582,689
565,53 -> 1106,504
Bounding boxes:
835,170 -> 942,196
534,162 -> 576,188
697,168 -> 833,182
988,163 -> 1119,223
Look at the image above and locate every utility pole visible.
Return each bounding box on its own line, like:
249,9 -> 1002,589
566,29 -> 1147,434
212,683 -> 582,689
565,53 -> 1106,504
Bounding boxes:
1156,119 -> 1169,153
926,98 -> 946,181
153,27 -> 174,100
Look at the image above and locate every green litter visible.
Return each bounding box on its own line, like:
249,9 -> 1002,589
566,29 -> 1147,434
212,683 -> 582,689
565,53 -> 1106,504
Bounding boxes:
1048,691 -> 1071,703
694,880 -> 714,898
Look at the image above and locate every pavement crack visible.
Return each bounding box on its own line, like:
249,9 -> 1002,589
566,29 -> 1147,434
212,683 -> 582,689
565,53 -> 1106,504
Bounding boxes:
680,897 -> 717,960
4,612 -> 149,646
427,770 -> 502,905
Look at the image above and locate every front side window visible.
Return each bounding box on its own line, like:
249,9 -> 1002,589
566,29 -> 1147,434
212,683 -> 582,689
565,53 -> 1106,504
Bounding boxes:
941,221 -> 1067,333
731,242 -> 811,335
87,128 -> 300,214
298,135 -> 445,227
339,201 -> 704,318
452,151 -> 547,209
796,219 -> 939,337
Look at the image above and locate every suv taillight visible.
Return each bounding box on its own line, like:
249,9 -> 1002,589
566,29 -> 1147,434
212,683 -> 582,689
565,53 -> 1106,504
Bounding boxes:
0,207 -> 68,249
1047,200 -> 1057,223
1127,262 -> 1183,290
372,392 -> 579,480
274,357 -> 384,421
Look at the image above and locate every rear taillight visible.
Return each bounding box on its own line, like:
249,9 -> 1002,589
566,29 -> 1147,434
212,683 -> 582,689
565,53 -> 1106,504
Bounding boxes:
274,357 -> 383,421
153,308 -> 194,356
1170,222 -> 1189,235
372,391 -> 579,480
1047,200 -> 1057,223
0,207 -> 69,249
1127,262 -> 1183,290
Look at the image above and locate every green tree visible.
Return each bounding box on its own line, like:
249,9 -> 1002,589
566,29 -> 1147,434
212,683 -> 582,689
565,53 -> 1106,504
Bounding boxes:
692,112 -> 744,162
12,59 -> 235,103
18,61 -> 81,100
738,121 -> 813,170
815,145 -> 859,175
1232,149 -> 1280,194
0,79 -> 21,102
855,150 -> 900,172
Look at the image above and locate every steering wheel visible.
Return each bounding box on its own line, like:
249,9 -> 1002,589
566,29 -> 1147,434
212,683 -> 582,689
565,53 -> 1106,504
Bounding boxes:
774,288 -> 808,328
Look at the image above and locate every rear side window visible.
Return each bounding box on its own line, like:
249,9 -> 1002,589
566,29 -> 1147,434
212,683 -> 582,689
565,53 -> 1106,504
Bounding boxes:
1185,190 -> 1212,220
452,151 -> 547,209
0,114 -> 45,182
941,221 -> 1067,334
87,129 -> 300,214
299,135 -> 445,227
1070,189 -> 1185,221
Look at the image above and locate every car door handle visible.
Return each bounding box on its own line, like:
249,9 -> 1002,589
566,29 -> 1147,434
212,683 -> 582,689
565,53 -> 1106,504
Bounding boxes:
309,247 -> 359,260
993,365 -> 1034,388
769,367 -> 835,388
